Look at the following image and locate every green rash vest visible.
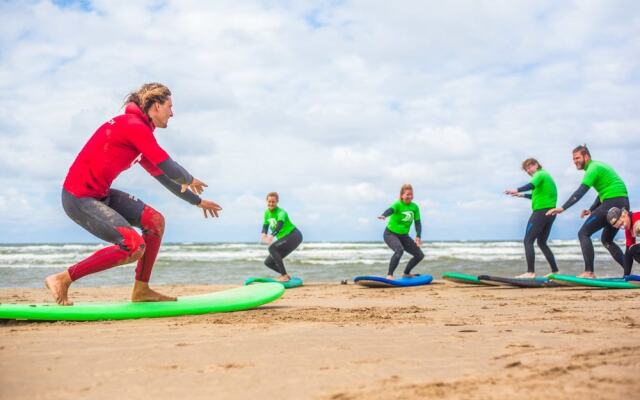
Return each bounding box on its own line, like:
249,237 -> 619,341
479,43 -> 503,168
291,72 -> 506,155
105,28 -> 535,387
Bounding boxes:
263,207 -> 296,240
386,200 -> 421,235
582,160 -> 628,201
530,169 -> 557,211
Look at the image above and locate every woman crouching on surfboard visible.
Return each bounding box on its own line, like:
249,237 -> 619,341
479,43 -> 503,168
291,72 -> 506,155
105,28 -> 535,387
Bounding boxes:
260,192 -> 303,282
45,83 -> 222,305
378,184 -> 424,279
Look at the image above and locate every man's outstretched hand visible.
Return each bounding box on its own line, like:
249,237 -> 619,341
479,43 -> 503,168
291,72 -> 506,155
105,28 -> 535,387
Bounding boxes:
198,199 -> 222,218
182,177 -> 208,195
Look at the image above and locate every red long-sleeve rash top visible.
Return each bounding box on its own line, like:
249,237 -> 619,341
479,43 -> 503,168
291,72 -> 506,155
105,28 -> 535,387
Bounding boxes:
625,211 -> 640,248
63,103 -> 167,199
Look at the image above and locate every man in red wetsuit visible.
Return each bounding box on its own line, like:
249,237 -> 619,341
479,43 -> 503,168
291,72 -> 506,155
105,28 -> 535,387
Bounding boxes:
607,207 -> 640,276
45,83 -> 222,305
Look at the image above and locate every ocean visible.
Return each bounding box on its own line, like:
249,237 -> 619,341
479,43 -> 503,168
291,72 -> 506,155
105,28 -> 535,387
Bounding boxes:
0,240 -> 627,288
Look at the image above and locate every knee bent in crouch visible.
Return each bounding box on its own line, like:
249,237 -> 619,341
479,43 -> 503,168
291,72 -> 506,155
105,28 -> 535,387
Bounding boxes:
116,226 -> 146,262
141,206 -> 165,237
536,237 -> 549,248
601,236 -> 615,248
577,227 -> 591,240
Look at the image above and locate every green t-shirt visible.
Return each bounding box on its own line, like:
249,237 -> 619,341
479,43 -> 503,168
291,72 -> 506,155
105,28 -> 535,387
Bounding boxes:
529,169 -> 557,211
386,200 -> 421,235
263,207 -> 296,240
581,160 -> 628,201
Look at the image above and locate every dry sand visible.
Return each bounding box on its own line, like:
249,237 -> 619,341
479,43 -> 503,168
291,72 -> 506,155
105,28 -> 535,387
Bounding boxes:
1,281 -> 639,399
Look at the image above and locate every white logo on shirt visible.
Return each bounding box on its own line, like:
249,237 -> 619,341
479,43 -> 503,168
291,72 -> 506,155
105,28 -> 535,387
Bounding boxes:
268,218 -> 277,229
108,119 -> 115,125
401,211 -> 414,222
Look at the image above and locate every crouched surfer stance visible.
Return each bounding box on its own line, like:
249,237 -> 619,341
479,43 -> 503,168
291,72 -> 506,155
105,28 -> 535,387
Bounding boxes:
547,145 -> 629,278
261,192 -> 303,282
606,207 -> 640,276
378,184 -> 424,280
46,83 -> 222,305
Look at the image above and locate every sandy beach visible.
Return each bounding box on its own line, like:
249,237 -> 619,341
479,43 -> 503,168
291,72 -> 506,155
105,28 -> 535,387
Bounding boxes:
1,281 -> 639,399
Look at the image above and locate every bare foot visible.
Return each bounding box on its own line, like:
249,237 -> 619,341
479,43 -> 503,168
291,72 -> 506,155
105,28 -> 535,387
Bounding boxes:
386,275 -> 394,280
44,271 -> 73,305
403,273 -> 420,278
276,274 -> 291,282
545,272 -> 558,278
577,271 -> 596,279
516,272 -> 536,279
131,281 -> 177,302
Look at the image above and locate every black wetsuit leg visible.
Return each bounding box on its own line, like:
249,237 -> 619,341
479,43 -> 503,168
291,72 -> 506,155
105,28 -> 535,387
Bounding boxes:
523,210 -> 558,273
104,189 -> 147,226
623,244 -> 640,276
62,189 -> 147,242
264,228 -> 303,275
384,229 -> 404,275
536,212 -> 558,273
384,229 -> 424,275
399,235 -> 424,275
577,197 -> 628,272
62,189 -> 137,246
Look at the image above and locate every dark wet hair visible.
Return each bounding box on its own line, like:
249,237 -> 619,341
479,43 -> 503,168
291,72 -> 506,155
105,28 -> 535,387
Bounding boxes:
572,144 -> 590,157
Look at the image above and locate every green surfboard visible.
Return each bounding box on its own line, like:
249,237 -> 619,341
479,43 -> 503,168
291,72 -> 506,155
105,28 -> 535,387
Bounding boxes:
244,276 -> 303,289
442,272 -> 497,285
0,283 -> 285,321
548,274 -> 637,289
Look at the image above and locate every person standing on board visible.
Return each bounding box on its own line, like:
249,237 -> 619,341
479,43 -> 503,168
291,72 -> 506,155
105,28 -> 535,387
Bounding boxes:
606,207 -> 640,276
506,158 -> 559,278
378,184 -> 424,279
546,145 -> 629,278
46,83 -> 222,305
261,192 -> 303,282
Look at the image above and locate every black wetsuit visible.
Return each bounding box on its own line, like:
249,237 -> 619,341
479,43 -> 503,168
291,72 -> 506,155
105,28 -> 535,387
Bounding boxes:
517,183 -> 558,273
261,223 -> 303,276
381,208 -> 424,276
561,185 -> 629,272
624,244 -> 640,276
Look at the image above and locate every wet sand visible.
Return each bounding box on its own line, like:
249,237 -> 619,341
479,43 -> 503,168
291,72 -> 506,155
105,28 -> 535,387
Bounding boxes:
1,281 -> 639,399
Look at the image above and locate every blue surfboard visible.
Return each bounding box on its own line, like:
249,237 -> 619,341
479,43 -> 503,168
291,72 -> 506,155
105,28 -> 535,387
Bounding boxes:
624,275 -> 640,284
477,275 -> 562,288
244,276 -> 303,289
353,275 -> 433,288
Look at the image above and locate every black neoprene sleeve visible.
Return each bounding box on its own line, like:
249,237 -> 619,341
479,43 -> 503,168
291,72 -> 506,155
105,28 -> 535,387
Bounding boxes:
517,183 -> 534,192
157,157 -> 193,185
154,174 -> 201,205
381,208 -> 394,217
561,184 -> 590,210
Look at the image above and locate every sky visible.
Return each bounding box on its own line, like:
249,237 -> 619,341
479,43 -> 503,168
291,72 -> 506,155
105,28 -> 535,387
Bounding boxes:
0,0 -> 639,243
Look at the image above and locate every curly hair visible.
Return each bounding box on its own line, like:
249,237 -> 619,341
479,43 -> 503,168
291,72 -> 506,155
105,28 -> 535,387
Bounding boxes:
124,83 -> 172,115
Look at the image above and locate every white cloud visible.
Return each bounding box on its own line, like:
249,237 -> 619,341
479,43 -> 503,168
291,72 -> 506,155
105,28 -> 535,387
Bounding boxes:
0,0 -> 639,242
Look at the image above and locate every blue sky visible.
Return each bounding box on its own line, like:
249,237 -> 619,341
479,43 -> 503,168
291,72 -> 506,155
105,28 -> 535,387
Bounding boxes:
0,0 -> 639,243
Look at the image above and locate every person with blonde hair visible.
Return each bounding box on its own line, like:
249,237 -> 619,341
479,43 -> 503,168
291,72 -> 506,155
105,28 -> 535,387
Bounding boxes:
45,83 -> 222,305
261,192 -> 303,282
505,158 -> 559,278
378,184 -> 424,279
